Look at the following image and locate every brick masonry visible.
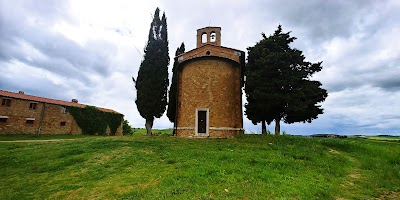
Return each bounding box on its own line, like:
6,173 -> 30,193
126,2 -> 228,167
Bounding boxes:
0,91 -> 122,135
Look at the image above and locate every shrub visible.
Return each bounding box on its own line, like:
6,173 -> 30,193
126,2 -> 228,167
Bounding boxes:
122,120 -> 134,135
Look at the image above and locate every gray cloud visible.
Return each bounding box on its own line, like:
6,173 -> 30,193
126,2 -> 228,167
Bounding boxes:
372,57 -> 400,91
318,51 -> 400,93
375,78 -> 400,91
263,0 -> 388,41
0,67 -> 67,100
0,0 -> 115,85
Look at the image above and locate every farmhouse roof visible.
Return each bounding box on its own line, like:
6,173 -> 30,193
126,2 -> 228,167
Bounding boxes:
0,90 -> 120,114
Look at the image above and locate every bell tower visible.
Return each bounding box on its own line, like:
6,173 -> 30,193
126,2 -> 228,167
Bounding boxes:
196,27 -> 221,48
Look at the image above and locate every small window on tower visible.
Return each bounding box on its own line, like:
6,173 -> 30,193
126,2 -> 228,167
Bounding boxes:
60,121 -> 66,126
210,32 -> 216,42
29,102 -> 37,110
201,32 -> 207,43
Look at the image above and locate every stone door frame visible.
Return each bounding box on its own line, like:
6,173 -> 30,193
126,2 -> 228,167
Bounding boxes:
195,108 -> 209,136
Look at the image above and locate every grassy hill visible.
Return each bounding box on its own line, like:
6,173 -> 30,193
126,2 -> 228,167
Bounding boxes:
0,134 -> 399,199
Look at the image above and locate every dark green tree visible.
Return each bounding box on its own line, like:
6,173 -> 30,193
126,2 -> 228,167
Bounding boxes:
134,7 -> 169,135
166,42 -> 185,125
245,25 -> 327,135
122,120 -> 133,135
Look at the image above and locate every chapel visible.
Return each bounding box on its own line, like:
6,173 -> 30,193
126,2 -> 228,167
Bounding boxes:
175,27 -> 245,137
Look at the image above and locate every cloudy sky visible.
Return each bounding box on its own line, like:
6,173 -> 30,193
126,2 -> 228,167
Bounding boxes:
1,0 -> 399,135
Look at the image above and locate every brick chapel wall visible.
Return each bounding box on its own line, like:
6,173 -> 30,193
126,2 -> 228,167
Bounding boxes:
176,57 -> 243,137
0,97 -> 82,135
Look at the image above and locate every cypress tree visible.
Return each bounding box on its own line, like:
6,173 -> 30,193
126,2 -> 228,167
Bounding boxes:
167,42 -> 185,125
134,7 -> 169,135
245,25 -> 327,135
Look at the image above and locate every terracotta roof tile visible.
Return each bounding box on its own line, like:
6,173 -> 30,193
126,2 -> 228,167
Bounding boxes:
0,90 -> 121,114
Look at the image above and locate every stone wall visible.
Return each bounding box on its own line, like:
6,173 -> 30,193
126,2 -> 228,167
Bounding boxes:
40,103 -> 81,135
176,57 -> 243,137
1,97 -> 44,134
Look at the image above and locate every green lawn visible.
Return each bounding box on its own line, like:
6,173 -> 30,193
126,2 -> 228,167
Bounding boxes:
0,134 -> 399,199
0,134 -> 92,141
366,136 -> 400,142
132,128 -> 173,136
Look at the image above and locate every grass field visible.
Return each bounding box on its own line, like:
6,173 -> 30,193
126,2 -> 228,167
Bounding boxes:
0,134 -> 399,199
132,128 -> 173,136
365,136 -> 400,142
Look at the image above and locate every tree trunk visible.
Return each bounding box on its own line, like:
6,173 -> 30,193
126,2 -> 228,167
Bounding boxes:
172,128 -> 176,136
145,118 -> 153,136
261,120 -> 266,134
274,117 -> 280,135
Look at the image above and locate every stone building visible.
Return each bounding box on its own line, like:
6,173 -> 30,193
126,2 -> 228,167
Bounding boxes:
175,27 -> 245,138
0,90 -> 123,135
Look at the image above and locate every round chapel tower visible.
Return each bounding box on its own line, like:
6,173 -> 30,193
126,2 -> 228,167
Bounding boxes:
175,27 -> 245,138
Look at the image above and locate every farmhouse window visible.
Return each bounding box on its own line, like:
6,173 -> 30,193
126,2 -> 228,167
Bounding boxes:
60,121 -> 66,126
26,118 -> 35,125
0,116 -> 8,123
29,102 -> 37,110
61,106 -> 67,114
1,98 -> 11,107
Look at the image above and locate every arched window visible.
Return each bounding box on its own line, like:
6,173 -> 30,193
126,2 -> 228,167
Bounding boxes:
201,32 -> 207,43
210,32 -> 216,42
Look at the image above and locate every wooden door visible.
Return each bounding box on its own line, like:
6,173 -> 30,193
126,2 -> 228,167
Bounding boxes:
197,110 -> 207,134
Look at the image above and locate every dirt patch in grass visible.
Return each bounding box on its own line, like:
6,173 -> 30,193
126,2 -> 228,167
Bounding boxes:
379,191 -> 399,200
340,180 -> 355,187
328,148 -> 341,154
136,178 -> 159,189
51,187 -> 84,199
89,154 -> 111,165
140,149 -> 153,155
349,172 -> 362,179
114,185 -> 134,194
